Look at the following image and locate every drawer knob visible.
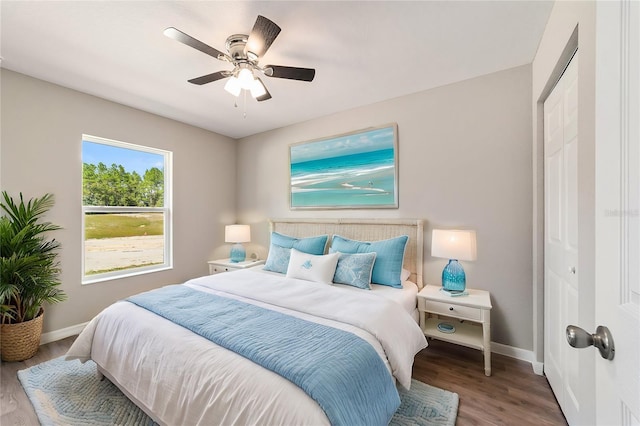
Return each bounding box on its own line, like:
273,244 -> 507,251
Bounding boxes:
449,307 -> 454,311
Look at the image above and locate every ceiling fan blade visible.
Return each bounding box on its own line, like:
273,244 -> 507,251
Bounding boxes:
265,65 -> 315,82
164,27 -> 227,61
188,71 -> 229,85
255,78 -> 272,102
245,15 -> 281,59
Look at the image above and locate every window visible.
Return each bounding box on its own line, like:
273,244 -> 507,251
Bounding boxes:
82,135 -> 172,284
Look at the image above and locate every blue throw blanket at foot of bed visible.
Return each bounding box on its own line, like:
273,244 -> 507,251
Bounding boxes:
127,285 -> 400,426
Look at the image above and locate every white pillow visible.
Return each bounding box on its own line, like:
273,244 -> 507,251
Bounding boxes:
401,268 -> 411,282
286,248 -> 340,285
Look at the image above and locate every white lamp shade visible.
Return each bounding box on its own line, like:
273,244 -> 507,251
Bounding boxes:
225,224 -> 251,243
431,229 -> 477,261
250,78 -> 267,98
224,77 -> 241,97
237,68 -> 255,90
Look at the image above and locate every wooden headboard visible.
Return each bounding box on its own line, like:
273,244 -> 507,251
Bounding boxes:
269,218 -> 424,289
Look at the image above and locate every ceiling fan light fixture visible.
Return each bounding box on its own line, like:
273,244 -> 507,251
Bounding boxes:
237,68 -> 255,90
250,79 -> 267,98
224,77 -> 241,97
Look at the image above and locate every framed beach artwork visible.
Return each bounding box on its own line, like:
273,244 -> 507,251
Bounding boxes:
289,123 -> 398,209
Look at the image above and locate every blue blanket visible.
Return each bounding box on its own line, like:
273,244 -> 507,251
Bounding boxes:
127,285 -> 400,426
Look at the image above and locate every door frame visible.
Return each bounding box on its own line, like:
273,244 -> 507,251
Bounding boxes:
533,27 -> 580,375
532,4 -> 598,423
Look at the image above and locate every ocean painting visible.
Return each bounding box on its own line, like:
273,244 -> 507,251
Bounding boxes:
290,124 -> 398,209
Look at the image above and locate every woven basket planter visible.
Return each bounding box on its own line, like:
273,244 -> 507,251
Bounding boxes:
1,308 -> 44,362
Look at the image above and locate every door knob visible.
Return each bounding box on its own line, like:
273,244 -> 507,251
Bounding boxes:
566,325 -> 615,360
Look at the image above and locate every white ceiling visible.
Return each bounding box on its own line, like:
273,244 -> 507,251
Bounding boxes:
1,1 -> 554,139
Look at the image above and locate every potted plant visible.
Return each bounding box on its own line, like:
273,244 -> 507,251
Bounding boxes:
0,191 -> 66,361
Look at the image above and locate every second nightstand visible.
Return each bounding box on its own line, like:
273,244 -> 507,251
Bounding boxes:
208,258 -> 265,275
417,285 -> 493,376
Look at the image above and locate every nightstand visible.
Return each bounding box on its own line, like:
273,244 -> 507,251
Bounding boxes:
417,285 -> 493,376
208,258 -> 265,275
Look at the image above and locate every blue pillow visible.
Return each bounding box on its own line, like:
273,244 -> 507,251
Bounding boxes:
330,235 -> 409,288
270,232 -> 328,255
263,232 -> 329,274
331,251 -> 377,290
263,244 -> 292,274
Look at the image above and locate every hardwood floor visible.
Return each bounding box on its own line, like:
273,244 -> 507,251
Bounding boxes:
1,336 -> 567,425
414,339 -> 567,425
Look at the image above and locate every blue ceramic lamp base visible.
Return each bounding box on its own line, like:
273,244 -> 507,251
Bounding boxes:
229,243 -> 246,263
442,259 -> 466,293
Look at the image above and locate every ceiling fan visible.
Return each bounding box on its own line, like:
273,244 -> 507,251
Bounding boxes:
164,15 -> 315,102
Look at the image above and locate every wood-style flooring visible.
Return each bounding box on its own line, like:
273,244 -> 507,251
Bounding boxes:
1,336 -> 567,425
414,339 -> 567,425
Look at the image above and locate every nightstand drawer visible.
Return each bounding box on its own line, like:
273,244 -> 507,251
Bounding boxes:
424,300 -> 482,321
210,265 -> 233,274
208,259 -> 265,275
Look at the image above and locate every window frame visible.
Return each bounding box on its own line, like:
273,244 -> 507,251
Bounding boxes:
81,134 -> 173,284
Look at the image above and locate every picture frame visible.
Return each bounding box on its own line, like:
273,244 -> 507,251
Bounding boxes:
289,123 -> 398,210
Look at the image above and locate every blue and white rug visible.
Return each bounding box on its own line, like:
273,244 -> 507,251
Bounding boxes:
18,356 -> 458,426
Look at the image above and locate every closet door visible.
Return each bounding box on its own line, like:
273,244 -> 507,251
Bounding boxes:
544,51 -> 584,425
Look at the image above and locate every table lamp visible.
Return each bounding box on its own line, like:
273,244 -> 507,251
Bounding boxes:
431,229 -> 477,293
225,224 -> 251,263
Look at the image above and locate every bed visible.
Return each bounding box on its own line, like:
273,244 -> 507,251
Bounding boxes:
67,218 -> 427,426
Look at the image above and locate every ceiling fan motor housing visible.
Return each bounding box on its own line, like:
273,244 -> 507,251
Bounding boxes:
225,34 -> 249,61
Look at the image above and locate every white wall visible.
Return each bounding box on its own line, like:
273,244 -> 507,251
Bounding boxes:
237,65 -> 533,350
0,69 -> 237,333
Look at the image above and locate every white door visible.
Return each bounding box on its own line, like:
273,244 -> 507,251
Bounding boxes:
593,0 -> 640,424
544,51 -> 587,425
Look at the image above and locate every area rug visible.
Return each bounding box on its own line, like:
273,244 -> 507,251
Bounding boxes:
18,356 -> 458,426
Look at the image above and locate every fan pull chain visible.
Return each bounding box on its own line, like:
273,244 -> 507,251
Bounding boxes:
231,91 -> 248,118
243,90 -> 247,119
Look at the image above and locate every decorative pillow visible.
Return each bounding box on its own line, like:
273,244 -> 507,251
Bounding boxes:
330,235 -> 409,288
263,232 -> 329,274
270,232 -> 328,255
286,249 -> 340,285
262,244 -> 292,274
331,251 -> 377,290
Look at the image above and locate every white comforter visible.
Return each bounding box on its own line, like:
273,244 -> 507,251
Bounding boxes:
67,270 -> 427,426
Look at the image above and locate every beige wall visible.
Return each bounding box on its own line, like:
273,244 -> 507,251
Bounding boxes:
1,62 -> 542,351
237,65 -> 534,350
0,69 -> 237,333
531,0 -> 596,367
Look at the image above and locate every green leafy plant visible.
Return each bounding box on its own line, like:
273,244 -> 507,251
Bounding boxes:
0,191 -> 66,324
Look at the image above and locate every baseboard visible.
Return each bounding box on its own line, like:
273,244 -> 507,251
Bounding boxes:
40,322 -> 88,345
531,361 -> 544,375
491,341 -> 544,375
